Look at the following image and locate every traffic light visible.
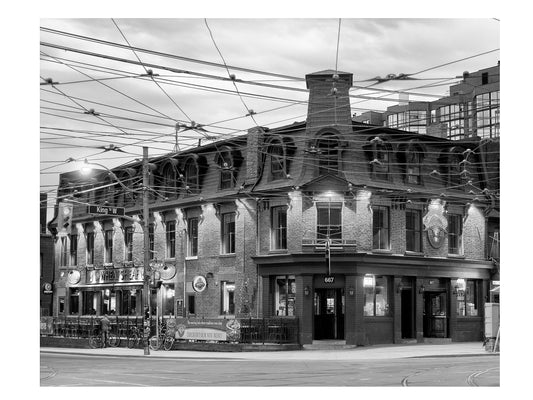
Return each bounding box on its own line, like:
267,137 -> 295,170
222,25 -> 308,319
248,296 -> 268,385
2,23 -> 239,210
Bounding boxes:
144,307 -> 150,320
57,202 -> 73,235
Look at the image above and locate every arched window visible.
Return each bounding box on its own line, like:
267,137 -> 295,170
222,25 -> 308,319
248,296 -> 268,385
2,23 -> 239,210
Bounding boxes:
216,150 -> 234,190
449,150 -> 464,187
317,133 -> 339,175
402,140 -> 424,185
162,163 -> 178,199
367,136 -> 392,180
184,158 -> 199,194
268,140 -> 285,180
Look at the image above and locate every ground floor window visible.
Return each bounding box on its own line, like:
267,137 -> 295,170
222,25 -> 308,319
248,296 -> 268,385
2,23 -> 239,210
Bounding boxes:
188,295 -> 195,315
69,289 -> 79,315
363,275 -> 390,316
274,275 -> 296,316
58,297 -> 65,314
163,284 -> 175,316
456,279 -> 478,316
221,281 -> 235,315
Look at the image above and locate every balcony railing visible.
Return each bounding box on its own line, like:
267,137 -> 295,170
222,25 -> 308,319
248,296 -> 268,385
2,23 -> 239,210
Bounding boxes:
302,239 -> 357,253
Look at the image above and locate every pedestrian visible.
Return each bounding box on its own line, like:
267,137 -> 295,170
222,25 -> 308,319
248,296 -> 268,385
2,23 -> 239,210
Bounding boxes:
100,314 -> 111,347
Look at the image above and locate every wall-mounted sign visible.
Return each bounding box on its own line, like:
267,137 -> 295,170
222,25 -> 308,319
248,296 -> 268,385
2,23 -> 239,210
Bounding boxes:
192,275 -> 207,293
423,199 -> 448,249
87,204 -> 125,216
159,265 -> 176,280
324,276 -> 335,284
86,267 -> 144,284
174,318 -> 240,342
43,282 -> 53,294
67,270 -> 81,285
363,274 -> 375,288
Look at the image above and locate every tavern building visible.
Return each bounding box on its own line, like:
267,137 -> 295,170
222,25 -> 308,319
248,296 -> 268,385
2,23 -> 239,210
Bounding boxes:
49,69 -> 499,346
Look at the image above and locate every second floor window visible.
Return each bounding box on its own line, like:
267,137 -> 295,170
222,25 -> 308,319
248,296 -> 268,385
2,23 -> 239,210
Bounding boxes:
166,221 -> 176,258
104,229 -> 113,263
69,234 -> 78,266
373,206 -> 390,250
124,227 -> 133,262
221,212 -> 235,254
86,232 -> 95,264
448,214 -> 463,255
406,209 -> 422,252
188,217 -> 198,257
316,203 -> 342,242
271,206 -> 287,250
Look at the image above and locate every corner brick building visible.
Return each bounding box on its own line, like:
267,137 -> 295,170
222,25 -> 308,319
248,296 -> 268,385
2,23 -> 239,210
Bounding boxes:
49,69 -> 499,346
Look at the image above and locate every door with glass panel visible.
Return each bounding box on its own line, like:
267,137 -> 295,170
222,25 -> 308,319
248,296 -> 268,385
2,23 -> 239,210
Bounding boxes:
423,291 -> 448,338
314,289 -> 344,340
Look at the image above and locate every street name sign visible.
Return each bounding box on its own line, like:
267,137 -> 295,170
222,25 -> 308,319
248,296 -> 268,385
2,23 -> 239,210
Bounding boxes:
88,205 -> 125,216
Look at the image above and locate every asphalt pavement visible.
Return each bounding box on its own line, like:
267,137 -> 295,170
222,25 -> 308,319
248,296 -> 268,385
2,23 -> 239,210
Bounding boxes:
40,341 -> 498,361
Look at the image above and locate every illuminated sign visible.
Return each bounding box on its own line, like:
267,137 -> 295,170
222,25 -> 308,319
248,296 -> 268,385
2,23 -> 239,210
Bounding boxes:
192,275 -> 207,293
86,267 -> 144,284
363,275 -> 375,288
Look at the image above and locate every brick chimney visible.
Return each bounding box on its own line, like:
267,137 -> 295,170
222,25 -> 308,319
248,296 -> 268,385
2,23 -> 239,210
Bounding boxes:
305,70 -> 353,137
244,126 -> 267,185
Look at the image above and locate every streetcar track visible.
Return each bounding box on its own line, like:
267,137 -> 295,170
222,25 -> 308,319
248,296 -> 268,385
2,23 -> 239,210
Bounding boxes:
466,367 -> 499,386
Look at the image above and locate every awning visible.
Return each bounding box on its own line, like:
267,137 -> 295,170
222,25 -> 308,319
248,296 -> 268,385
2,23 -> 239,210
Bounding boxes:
490,286 -> 500,293
70,282 -> 143,289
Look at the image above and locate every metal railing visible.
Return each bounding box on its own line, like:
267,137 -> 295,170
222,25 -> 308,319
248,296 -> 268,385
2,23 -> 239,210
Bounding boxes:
41,316 -> 300,344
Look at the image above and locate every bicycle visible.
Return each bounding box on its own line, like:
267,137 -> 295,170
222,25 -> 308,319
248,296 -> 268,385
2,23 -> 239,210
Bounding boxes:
127,325 -> 142,349
149,319 -> 175,351
88,328 -> 104,349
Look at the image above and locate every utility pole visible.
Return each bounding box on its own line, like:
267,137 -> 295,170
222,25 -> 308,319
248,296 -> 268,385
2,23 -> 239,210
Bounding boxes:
142,146 -> 151,355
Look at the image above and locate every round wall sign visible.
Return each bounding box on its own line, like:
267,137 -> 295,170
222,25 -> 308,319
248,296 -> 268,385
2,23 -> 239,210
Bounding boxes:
67,270 -> 81,284
159,265 -> 176,280
44,282 -> 52,291
192,275 -> 207,293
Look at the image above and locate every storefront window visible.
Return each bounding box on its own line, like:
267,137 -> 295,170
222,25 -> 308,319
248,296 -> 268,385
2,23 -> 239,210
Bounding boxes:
69,289 -> 79,315
118,289 -> 139,316
457,280 -> 478,316
102,289 -> 117,315
59,297 -> 65,314
83,291 -> 97,315
221,281 -> 235,315
364,275 -> 390,316
163,284 -> 175,316
275,275 -> 296,316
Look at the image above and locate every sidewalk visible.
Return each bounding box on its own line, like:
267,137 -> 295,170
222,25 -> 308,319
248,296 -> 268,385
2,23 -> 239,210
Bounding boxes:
40,342 -> 498,361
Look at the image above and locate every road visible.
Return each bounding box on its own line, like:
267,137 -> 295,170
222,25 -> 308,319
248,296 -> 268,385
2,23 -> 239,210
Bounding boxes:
40,353 -> 499,386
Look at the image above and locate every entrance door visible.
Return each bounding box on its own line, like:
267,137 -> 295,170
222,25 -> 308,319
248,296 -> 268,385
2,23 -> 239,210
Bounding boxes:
401,288 -> 415,339
423,291 -> 448,338
314,289 -> 344,340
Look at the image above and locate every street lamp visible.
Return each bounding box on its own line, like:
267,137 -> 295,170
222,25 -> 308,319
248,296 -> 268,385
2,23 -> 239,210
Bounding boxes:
81,147 -> 153,355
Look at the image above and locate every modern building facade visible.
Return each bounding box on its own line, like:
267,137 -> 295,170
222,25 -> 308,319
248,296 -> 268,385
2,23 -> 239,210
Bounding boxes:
354,64 -> 500,141
49,69 -> 499,345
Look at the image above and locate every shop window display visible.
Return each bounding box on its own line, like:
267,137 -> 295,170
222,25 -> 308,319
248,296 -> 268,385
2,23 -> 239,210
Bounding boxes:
275,275 -> 296,316
364,275 -> 390,316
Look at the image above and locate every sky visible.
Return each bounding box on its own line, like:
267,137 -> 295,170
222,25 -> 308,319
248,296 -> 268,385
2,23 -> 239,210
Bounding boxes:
39,15 -> 500,220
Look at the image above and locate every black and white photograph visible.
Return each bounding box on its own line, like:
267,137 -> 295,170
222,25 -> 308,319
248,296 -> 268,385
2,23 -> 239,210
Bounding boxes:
7,0 -> 525,394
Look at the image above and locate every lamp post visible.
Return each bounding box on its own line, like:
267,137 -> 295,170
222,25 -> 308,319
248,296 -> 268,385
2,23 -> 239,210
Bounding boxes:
81,146 -> 152,355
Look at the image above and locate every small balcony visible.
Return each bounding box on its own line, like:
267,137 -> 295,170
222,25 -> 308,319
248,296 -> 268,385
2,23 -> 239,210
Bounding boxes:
302,239 -> 357,253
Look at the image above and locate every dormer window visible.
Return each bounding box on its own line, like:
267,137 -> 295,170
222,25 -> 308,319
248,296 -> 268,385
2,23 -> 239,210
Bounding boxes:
401,139 -> 424,185
268,141 -> 285,181
367,136 -> 391,180
317,133 -> 339,175
184,158 -> 199,194
216,150 -> 235,190
162,163 -> 178,199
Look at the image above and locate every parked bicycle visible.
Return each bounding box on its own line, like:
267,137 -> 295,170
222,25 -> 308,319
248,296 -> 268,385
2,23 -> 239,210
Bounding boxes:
88,326 -> 120,348
149,319 -> 175,351
126,325 -> 143,349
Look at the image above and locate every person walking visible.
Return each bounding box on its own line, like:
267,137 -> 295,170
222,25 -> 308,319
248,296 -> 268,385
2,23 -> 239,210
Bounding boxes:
100,314 -> 111,348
